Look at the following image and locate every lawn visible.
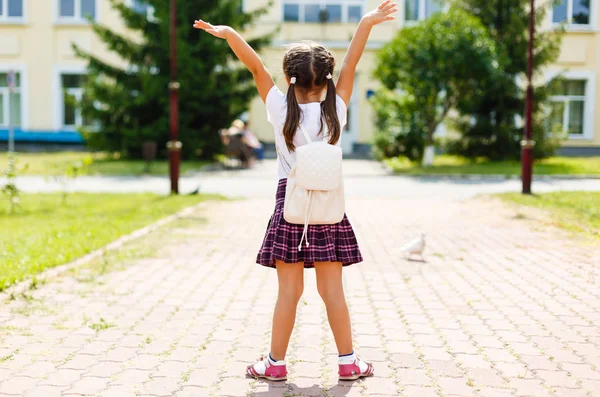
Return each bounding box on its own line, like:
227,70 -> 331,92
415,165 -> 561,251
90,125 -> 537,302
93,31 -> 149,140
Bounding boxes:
385,155 -> 600,176
0,193 -> 220,291
0,152 -> 210,176
498,191 -> 600,240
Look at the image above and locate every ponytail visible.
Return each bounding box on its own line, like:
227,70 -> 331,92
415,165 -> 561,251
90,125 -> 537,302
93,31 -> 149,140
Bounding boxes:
320,77 -> 341,146
283,82 -> 302,152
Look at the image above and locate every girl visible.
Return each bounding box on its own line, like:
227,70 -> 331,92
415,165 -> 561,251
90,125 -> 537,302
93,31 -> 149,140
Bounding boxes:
194,0 -> 397,381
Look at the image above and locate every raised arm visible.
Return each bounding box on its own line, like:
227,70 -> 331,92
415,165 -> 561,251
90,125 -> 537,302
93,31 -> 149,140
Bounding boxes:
336,1 -> 398,106
193,20 -> 274,103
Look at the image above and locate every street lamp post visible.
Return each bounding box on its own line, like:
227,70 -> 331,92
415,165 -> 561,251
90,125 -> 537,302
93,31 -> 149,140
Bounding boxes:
168,0 -> 181,194
521,0 -> 535,194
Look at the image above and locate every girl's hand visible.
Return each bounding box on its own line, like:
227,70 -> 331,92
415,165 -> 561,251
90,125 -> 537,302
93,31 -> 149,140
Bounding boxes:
363,0 -> 398,26
193,19 -> 231,39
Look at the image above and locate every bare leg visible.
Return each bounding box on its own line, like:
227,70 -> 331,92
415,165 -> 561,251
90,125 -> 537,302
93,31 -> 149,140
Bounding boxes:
270,260 -> 304,361
315,261 -> 353,355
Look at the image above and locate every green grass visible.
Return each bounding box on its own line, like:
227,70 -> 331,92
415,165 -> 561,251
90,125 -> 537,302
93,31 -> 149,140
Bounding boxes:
498,191 -> 600,240
385,155 -> 600,176
0,193 -> 220,291
0,152 -> 210,176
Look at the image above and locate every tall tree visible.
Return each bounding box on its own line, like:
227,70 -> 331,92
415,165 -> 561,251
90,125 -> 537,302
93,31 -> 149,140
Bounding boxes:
450,0 -> 564,160
373,8 -> 499,165
75,0 -> 272,159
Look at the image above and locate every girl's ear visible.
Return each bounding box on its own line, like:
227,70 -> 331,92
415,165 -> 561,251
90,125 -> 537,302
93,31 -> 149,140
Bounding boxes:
285,76 -> 290,86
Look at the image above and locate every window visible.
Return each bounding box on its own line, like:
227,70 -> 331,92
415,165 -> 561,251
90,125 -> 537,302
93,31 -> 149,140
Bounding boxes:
130,0 -> 155,20
0,72 -> 21,127
61,74 -> 90,128
284,4 -> 300,21
59,0 -> 96,22
283,1 -> 364,23
548,79 -> 587,136
553,0 -> 591,25
405,0 -> 444,22
0,0 -> 24,21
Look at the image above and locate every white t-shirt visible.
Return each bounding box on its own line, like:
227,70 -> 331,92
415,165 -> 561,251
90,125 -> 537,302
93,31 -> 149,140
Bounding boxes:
266,85 -> 348,180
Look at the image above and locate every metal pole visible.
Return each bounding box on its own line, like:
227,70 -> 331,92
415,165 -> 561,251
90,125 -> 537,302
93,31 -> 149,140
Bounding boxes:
168,0 -> 181,194
521,0 -> 535,194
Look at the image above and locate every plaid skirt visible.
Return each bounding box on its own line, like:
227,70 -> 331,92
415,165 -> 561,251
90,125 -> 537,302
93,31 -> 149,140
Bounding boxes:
256,179 -> 363,268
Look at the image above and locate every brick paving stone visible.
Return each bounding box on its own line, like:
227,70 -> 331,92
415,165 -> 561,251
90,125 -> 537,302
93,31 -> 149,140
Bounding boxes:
59,354 -> 99,370
427,360 -> 464,377
66,376 -> 109,395
520,355 -> 559,371
397,368 -> 431,386
111,369 -> 151,386
21,361 -> 56,378
40,369 -> 85,386
0,377 -> 38,395
24,385 -> 64,397
438,376 -> 476,396
403,385 -> 439,397
391,354 -> 423,369
216,377 -> 253,396
141,377 -> 180,395
175,386 -> 210,397
552,388 -> 589,397
466,368 -> 507,388
456,354 -> 492,369
534,370 -> 579,388
562,363 -> 600,380
508,378 -> 551,397
287,378 -> 324,396
477,387 -> 516,397
364,377 -> 399,395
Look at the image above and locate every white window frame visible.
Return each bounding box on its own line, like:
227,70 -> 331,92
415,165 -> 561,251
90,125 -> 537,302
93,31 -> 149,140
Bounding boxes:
55,0 -> 100,25
127,0 -> 155,21
550,0 -> 598,31
545,70 -> 596,140
0,64 -> 28,130
402,0 -> 448,25
282,0 -> 365,23
0,0 -> 26,24
53,65 -> 88,131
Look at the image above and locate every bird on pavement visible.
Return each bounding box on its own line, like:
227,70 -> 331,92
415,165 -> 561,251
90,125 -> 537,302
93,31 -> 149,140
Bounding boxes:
400,233 -> 426,261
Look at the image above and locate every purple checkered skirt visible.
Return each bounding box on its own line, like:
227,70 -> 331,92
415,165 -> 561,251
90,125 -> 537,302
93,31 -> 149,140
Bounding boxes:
256,179 -> 363,268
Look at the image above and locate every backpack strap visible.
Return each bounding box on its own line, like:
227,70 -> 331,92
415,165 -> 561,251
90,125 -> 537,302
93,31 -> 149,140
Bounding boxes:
299,123 -> 330,144
298,123 -> 312,144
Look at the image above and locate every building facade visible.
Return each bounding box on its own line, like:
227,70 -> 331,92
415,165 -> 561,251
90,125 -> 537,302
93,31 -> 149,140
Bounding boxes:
0,0 -> 598,154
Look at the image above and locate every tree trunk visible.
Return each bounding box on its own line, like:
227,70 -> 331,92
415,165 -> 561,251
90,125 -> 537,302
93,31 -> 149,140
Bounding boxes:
422,145 -> 435,167
422,128 -> 436,167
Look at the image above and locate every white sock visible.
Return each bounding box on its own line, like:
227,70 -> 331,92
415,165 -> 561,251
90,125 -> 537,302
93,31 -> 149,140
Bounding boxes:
338,350 -> 356,365
268,353 -> 286,366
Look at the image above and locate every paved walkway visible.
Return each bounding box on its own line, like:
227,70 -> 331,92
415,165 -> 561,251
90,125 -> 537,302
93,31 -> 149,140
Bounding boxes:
4,160 -> 600,198
1,163 -> 599,396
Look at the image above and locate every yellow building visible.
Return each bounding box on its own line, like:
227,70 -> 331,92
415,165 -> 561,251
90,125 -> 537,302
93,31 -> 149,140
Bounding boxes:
0,0 -> 598,155
245,0 -> 600,156
0,0 -> 150,145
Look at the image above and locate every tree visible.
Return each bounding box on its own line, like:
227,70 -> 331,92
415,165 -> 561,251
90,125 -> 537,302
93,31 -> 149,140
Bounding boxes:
373,8 -> 499,165
75,0 -> 272,159
449,0 -> 564,160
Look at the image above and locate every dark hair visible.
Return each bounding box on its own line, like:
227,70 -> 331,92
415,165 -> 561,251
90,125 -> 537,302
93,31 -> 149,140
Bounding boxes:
282,43 -> 340,152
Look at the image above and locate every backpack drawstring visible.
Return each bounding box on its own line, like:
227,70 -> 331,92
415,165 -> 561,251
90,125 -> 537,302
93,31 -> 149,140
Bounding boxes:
298,191 -> 313,251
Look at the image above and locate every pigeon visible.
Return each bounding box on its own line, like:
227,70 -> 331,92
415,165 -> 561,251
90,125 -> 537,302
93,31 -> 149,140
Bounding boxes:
400,233 -> 426,260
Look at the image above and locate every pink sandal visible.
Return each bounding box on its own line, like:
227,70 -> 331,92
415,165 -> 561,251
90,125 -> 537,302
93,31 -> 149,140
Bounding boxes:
246,355 -> 288,381
338,357 -> 374,380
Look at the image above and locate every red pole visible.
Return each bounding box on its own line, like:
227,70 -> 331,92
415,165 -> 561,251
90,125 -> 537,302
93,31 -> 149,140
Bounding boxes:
168,0 -> 181,194
521,0 -> 535,194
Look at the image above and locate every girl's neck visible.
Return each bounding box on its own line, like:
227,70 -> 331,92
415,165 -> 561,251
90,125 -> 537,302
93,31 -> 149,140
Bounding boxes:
296,89 -> 325,104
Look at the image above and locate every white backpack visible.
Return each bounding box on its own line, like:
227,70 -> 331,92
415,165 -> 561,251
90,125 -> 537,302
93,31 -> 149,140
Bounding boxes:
284,123 -> 345,251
